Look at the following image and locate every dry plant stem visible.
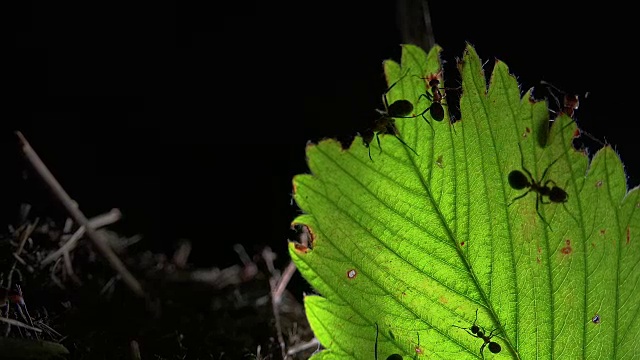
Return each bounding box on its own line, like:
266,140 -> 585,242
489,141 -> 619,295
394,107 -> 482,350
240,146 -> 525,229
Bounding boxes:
0,316 -> 43,333
286,337 -> 319,356
130,340 -> 142,360
50,257 -> 65,290
41,208 -> 122,266
262,247 -> 287,360
16,218 -> 39,255
16,131 -> 144,298
273,261 -> 296,305
270,276 -> 288,360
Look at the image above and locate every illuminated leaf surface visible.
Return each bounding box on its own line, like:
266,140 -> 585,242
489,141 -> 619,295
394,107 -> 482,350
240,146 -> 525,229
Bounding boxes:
289,44 -> 640,359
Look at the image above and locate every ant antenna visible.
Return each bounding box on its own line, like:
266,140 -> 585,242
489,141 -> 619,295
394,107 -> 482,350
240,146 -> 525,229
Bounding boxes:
374,323 -> 403,360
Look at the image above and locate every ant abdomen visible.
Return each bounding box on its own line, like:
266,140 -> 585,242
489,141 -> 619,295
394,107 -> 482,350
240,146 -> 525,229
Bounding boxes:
508,170 -> 530,190
488,341 -> 502,354
387,99 -> 414,118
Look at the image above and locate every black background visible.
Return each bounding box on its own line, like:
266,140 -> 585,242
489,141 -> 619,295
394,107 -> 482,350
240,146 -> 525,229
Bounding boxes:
8,1 -> 639,282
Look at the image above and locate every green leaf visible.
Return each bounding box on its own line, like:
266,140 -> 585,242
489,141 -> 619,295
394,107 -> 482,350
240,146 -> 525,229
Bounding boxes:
0,337 -> 70,359
289,44 -> 640,359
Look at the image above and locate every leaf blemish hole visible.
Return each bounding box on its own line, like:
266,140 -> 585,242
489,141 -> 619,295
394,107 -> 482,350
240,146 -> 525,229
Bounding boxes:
347,269 -> 357,279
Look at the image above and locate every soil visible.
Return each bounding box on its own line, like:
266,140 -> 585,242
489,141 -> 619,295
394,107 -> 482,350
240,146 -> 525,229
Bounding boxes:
0,212 -> 316,360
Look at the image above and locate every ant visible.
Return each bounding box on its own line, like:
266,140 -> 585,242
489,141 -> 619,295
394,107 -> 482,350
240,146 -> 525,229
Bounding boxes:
452,309 -> 501,358
374,323 -> 403,360
508,142 -> 568,229
412,72 -> 446,130
361,71 -> 419,161
540,80 -> 582,118
540,80 -> 604,146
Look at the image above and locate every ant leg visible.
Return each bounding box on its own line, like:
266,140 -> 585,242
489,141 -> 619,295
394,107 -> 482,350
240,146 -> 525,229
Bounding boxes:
376,133 -> 382,155
540,155 -> 562,182
368,147 -> 373,162
392,134 -> 419,156
535,193 -> 553,230
539,196 -> 551,205
452,325 -> 478,338
418,92 -> 434,102
382,69 -> 412,111
375,323 -> 380,360
509,189 -> 532,206
516,143 -> 535,181
479,342 -> 487,359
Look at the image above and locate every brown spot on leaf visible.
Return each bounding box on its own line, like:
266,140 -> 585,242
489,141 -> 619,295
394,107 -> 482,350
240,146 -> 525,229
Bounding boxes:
627,226 -> 631,245
436,155 -> 444,168
599,229 -> 606,235
460,241 -> 465,247
561,239 -> 572,255
596,180 -> 603,188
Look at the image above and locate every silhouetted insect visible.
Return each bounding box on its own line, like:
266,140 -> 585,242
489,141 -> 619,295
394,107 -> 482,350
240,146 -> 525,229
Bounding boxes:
508,143 -> 568,229
541,80 -> 582,119
414,72 -> 446,128
453,309 -> 501,358
592,314 -> 601,324
540,80 -> 604,146
361,71 -> 419,161
375,323 -> 403,360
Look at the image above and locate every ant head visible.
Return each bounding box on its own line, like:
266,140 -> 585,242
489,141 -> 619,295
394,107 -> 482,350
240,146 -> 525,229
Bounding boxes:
429,79 -> 440,88
360,130 -> 374,147
386,355 -> 403,360
470,324 -> 480,334
549,186 -> 568,203
563,94 -> 579,110
508,170 -> 530,190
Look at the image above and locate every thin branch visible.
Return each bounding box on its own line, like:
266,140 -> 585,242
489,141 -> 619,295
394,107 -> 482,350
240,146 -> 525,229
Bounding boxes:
273,261 -> 297,305
262,247 -> 287,360
0,316 -> 43,333
286,337 -> 319,357
41,208 -> 122,266
15,131 -> 144,298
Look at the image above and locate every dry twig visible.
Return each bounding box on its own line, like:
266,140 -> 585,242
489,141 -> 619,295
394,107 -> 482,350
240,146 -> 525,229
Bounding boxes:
15,131 -> 144,298
262,246 -> 287,360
